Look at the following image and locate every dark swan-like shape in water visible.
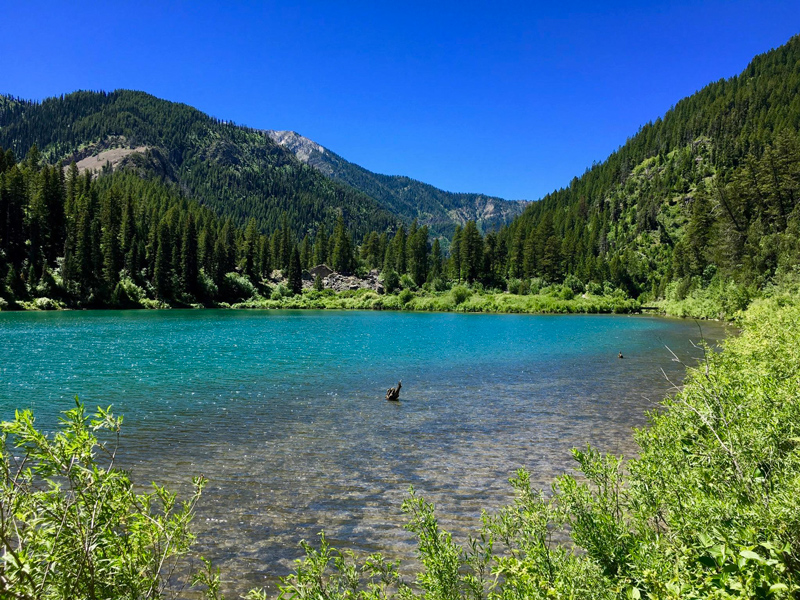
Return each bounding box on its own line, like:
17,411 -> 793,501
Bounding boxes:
385,381 -> 402,401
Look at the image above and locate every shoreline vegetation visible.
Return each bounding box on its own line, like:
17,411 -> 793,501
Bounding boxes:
2,295 -> 797,598
5,273 -> 795,321
5,283 -> 642,316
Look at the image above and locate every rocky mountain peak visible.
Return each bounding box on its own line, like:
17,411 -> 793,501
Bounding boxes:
266,130 -> 327,164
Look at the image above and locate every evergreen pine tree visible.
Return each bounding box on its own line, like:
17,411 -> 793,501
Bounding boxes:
181,213 -> 198,296
287,245 -> 302,295
331,215 -> 354,274
313,225 -> 328,266
153,219 -> 172,299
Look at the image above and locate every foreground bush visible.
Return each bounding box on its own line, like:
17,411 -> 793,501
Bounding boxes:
0,403 -> 206,599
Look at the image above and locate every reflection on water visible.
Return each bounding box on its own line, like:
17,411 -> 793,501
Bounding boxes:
0,310 -> 729,594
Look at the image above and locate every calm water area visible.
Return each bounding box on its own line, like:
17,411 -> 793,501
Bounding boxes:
0,309 -> 729,594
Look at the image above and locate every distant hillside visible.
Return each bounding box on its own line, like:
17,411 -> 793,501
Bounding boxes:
267,130 -> 527,236
0,90 -> 397,238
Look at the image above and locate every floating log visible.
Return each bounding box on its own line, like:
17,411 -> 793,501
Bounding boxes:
385,381 -> 402,401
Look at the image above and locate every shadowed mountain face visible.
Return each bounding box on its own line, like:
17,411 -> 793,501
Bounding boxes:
267,130 -> 528,237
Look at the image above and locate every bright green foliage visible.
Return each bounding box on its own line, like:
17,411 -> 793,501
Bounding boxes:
277,533 -> 406,600
0,402 -> 206,599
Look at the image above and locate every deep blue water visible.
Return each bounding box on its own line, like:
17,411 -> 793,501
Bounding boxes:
0,309 -> 728,593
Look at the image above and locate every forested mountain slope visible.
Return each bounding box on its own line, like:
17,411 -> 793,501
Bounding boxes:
498,33 -> 800,306
267,130 -> 527,236
0,90 -> 398,237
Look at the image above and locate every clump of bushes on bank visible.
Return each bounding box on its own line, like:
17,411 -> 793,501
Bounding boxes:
229,283 -> 640,315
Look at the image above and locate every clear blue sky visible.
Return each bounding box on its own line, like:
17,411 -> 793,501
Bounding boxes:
1,1 -> 797,200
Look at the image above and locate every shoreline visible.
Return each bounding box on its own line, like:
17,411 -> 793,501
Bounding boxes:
1,291 -> 739,322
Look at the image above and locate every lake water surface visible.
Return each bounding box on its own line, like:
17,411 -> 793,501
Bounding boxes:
0,310 -> 728,594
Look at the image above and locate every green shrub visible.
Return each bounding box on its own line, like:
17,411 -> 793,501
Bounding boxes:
223,272 -> 257,301
0,402 -> 207,599
450,285 -> 471,305
197,268 -> 218,299
563,273 -> 584,294
33,296 -> 61,310
398,288 -> 414,305
34,268 -> 60,298
506,278 -> 523,294
271,283 -> 291,300
381,270 -> 400,294
586,281 -> 602,295
399,274 -> 417,291
430,277 -> 449,292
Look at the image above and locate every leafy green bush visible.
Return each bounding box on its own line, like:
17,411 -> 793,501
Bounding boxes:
0,402 -> 206,599
450,285 -> 471,305
398,288 -> 414,305
528,278 -> 543,295
430,277 -> 449,292
111,275 -> 146,307
223,271 -> 257,301
400,274 -> 417,291
197,268 -> 219,299
585,281 -> 603,295
271,283 -> 291,300
563,274 -> 584,294
506,278 -> 523,295
559,285 -> 575,300
381,270 -> 400,294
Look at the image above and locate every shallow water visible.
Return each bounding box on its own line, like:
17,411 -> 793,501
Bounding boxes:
0,309 -> 728,594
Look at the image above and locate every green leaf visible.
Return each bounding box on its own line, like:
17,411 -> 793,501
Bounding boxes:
740,550 -> 766,564
698,555 -> 717,568
698,532 -> 713,547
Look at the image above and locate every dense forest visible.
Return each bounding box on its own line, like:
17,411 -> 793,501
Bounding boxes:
0,148 -> 371,308
494,34 -> 800,308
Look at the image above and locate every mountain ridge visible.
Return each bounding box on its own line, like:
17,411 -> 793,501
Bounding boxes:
266,129 -> 528,237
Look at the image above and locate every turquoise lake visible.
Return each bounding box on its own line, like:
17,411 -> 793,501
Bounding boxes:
0,310 -> 728,593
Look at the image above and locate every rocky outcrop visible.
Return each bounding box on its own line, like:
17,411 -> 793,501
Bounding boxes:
271,268 -> 384,293
266,130 -> 333,175
318,270 -> 383,293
